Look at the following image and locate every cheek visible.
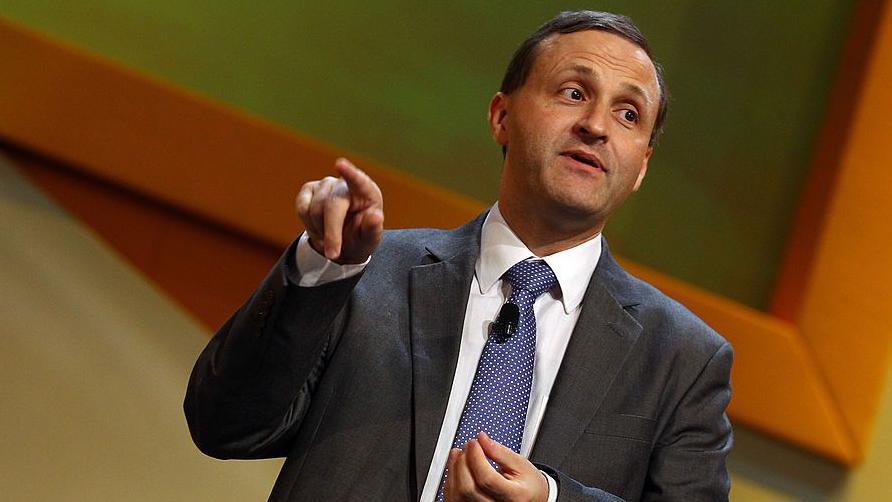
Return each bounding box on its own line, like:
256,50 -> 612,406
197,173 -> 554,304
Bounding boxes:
518,104 -> 564,133
629,135 -> 651,152
617,139 -> 650,167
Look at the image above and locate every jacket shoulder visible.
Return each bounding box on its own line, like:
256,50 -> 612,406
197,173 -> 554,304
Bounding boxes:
372,227 -> 456,261
371,213 -> 486,266
617,268 -> 730,360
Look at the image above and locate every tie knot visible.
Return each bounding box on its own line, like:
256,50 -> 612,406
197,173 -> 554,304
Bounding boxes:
504,260 -> 557,299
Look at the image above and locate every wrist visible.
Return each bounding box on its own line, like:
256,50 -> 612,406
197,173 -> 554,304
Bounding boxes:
333,252 -> 372,265
307,236 -> 369,265
539,469 -> 558,502
535,469 -> 549,502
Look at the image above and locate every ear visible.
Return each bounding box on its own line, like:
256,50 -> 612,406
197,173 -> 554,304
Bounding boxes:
487,92 -> 509,146
632,147 -> 652,191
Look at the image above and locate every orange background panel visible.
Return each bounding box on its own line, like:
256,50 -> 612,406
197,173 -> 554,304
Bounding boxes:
770,0 -> 886,324
793,0 -> 892,448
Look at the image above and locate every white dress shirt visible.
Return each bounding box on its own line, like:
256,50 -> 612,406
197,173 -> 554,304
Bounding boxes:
295,204 -> 602,501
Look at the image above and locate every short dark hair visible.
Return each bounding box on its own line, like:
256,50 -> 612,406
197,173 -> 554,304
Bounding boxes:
500,11 -> 668,146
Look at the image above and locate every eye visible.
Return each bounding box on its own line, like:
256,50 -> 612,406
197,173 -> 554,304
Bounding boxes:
619,109 -> 639,123
560,87 -> 585,101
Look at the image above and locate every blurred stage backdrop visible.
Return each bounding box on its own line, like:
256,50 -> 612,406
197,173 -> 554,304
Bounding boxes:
1,1 -> 891,500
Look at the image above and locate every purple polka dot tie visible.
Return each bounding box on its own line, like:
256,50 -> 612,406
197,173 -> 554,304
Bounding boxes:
437,260 -> 557,500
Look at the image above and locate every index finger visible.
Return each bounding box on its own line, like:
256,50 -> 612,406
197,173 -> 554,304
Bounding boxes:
333,158 -> 381,201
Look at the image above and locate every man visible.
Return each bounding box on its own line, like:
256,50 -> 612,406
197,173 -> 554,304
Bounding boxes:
185,10 -> 733,501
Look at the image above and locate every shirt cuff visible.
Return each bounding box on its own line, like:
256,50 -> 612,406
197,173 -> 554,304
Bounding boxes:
542,470 -> 558,502
294,232 -> 369,287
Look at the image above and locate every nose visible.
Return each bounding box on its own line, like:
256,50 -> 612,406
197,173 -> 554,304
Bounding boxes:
573,104 -> 609,144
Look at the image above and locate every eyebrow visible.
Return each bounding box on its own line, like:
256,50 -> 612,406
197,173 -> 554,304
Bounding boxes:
564,64 -> 654,107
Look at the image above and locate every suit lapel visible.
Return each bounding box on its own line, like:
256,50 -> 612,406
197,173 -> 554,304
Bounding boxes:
531,242 -> 643,468
410,214 -> 484,498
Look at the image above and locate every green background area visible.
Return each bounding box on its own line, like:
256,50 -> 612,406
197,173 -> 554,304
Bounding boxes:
0,1 -> 855,308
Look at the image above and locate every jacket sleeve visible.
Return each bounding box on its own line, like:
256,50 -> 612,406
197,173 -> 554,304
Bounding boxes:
537,465 -> 625,502
183,238 -> 362,460
537,341 -> 733,502
641,341 -> 733,501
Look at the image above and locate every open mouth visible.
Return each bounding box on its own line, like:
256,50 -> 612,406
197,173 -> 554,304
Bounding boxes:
561,151 -> 606,173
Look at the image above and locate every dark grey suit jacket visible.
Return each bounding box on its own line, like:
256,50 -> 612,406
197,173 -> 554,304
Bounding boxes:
184,213 -> 733,501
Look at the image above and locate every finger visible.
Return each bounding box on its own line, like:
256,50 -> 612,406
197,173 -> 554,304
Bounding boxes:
322,182 -> 351,260
446,446 -> 482,502
465,436 -> 510,497
443,448 -> 471,502
353,207 -> 385,246
297,182 -> 325,245
307,177 -> 336,224
333,158 -> 382,203
477,431 -> 524,474
444,448 -> 464,501
295,182 -> 315,230
307,178 -> 336,242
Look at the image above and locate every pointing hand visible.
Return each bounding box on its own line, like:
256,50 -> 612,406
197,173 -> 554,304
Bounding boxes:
295,158 -> 384,264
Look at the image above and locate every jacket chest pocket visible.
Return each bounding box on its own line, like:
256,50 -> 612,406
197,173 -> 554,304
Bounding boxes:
584,413 -> 657,444
558,414 -> 657,498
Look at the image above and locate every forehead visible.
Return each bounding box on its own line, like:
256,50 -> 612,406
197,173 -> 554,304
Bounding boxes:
531,30 -> 658,92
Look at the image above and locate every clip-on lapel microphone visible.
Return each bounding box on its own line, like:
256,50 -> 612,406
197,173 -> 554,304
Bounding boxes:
490,303 -> 520,343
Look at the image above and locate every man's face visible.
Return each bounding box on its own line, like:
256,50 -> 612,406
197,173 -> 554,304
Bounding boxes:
490,30 -> 659,229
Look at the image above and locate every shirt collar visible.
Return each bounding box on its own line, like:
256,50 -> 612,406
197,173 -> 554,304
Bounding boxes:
476,203 -> 602,314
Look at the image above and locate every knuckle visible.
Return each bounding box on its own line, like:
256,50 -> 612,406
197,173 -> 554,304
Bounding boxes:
457,485 -> 475,498
308,200 -> 325,219
329,185 -> 347,200
326,186 -> 345,202
479,472 -> 499,490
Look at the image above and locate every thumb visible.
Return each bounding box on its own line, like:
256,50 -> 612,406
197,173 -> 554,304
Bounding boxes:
477,432 -> 524,474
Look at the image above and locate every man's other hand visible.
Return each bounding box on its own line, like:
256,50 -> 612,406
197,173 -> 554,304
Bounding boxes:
445,432 -> 548,502
295,158 -> 384,264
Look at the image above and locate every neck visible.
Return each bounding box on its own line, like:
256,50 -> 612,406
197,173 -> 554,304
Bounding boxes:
498,199 -> 604,257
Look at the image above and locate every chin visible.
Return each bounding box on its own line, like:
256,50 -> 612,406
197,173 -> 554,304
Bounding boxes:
540,184 -> 599,213
546,195 -> 605,221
